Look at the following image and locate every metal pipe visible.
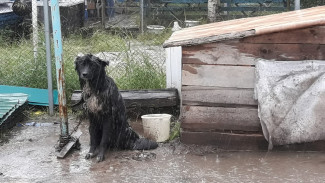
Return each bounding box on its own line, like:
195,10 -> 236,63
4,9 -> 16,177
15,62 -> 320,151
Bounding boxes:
32,0 -> 38,61
43,0 -> 54,116
140,0 -> 144,33
295,0 -> 300,10
101,0 -> 105,27
50,0 -> 69,137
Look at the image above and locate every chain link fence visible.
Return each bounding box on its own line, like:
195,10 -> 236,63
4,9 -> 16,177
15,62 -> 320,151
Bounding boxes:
0,0 -> 324,103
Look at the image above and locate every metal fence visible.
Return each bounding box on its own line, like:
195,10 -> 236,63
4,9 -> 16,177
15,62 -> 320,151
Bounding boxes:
0,0 -> 324,104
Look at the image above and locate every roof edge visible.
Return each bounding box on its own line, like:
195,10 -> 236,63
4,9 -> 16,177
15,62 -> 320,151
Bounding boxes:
163,29 -> 255,48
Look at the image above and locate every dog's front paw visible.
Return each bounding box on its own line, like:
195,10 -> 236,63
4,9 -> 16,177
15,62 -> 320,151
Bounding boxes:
85,153 -> 95,159
96,155 -> 105,162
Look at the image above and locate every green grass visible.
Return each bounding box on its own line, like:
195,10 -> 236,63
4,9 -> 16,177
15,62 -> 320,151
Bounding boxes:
0,28 -> 168,102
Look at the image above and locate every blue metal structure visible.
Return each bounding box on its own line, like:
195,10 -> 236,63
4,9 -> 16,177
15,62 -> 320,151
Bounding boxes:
50,0 -> 69,138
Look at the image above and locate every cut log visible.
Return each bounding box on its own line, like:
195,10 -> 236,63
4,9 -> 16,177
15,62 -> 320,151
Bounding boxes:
71,88 -> 179,111
181,105 -> 261,132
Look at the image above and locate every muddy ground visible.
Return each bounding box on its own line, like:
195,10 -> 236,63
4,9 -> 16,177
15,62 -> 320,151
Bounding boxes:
1,115 -> 325,183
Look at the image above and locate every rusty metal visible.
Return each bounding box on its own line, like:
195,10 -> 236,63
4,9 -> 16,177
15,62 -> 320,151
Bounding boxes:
50,0 -> 69,139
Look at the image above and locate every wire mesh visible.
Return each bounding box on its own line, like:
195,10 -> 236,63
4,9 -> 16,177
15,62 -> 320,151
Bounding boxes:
0,0 -> 324,102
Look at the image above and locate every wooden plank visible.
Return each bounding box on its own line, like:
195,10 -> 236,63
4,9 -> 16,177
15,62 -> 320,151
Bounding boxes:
181,131 -> 268,150
181,106 -> 261,132
166,46 -> 182,93
56,129 -> 82,158
163,30 -> 255,48
182,64 -> 255,88
181,131 -> 325,151
182,86 -> 257,106
230,43 -> 325,61
241,26 -> 325,44
71,89 -> 179,108
182,42 -> 256,66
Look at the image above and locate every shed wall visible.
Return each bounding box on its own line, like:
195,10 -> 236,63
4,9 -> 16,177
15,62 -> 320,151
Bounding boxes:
180,25 -> 325,150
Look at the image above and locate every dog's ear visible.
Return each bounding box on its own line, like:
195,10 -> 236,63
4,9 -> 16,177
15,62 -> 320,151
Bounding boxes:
74,56 -> 81,69
91,55 -> 109,67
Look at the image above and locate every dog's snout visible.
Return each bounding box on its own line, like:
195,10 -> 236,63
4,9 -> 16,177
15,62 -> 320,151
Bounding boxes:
82,72 -> 88,77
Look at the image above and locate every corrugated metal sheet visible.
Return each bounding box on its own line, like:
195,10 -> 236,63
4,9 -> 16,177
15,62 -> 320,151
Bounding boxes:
163,6 -> 325,47
0,93 -> 28,125
0,85 -> 59,106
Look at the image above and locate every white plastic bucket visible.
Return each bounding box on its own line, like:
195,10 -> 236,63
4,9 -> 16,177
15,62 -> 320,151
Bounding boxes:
141,114 -> 171,142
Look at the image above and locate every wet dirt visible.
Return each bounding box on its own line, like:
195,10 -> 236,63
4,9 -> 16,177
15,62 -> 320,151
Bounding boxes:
1,117 -> 325,183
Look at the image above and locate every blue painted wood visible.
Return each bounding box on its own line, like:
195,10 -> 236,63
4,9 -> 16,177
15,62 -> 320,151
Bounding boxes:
0,85 -> 58,106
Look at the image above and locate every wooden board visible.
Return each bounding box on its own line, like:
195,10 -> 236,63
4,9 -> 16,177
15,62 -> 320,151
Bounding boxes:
182,86 -> 257,106
182,42 -> 257,66
181,131 -> 268,150
241,26 -> 325,44
181,105 -> 261,132
182,64 -> 255,88
231,43 -> 325,61
181,131 -> 325,151
56,129 -> 82,159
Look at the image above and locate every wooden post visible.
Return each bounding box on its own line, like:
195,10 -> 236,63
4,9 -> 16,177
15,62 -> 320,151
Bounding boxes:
101,0 -> 105,27
295,0 -> 300,10
208,0 -> 218,23
32,0 -> 38,61
166,46 -> 182,112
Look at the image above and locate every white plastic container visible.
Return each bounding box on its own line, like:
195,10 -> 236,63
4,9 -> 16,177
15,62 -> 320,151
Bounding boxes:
146,25 -> 165,34
141,114 -> 171,142
185,20 -> 200,27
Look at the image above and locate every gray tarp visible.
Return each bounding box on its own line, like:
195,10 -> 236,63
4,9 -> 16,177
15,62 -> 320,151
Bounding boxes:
255,60 -> 325,149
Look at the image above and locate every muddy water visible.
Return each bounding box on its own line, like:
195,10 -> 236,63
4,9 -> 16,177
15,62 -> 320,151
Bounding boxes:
1,119 -> 325,183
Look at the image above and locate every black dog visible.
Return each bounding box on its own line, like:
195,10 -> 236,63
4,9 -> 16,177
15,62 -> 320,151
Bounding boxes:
75,54 -> 158,162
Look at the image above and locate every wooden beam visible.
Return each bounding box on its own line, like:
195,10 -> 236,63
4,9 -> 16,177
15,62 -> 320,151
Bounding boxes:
163,30 -> 255,48
181,131 -> 325,151
182,42 -> 256,66
182,86 -> 257,106
181,131 -> 268,150
182,64 -> 255,88
181,105 -> 261,132
241,26 -> 325,44
230,43 -> 325,61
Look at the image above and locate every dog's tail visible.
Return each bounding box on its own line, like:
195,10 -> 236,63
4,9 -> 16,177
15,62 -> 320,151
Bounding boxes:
132,138 -> 158,150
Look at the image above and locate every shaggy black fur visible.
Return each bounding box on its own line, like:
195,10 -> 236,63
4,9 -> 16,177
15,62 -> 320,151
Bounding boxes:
75,54 -> 158,162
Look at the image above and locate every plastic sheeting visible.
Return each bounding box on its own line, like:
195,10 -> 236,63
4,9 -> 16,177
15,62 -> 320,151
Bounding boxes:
255,60 -> 325,149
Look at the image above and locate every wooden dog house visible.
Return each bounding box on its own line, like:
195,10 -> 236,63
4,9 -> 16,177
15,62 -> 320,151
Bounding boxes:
164,6 -> 325,150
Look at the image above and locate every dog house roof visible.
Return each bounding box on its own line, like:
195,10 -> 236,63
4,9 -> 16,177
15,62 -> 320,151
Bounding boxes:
163,6 -> 325,48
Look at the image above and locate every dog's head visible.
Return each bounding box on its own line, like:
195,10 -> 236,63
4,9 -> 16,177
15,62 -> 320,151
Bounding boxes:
75,54 -> 109,81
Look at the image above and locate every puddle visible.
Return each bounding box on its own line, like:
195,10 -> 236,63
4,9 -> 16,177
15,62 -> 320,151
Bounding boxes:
1,118 -> 325,182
